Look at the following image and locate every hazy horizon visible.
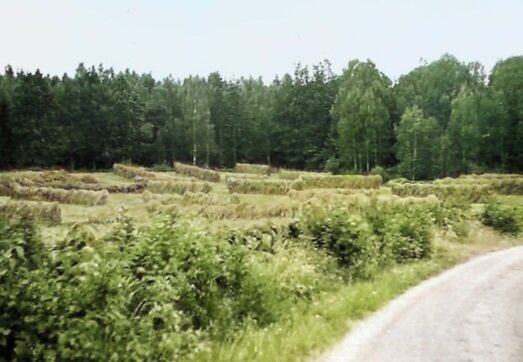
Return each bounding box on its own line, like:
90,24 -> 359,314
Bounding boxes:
2,0 -> 523,81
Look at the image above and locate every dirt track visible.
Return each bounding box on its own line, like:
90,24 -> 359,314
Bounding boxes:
320,246 -> 523,362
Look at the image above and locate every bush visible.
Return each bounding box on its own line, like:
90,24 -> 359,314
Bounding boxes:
301,204 -> 434,275
370,166 -> 389,183
481,202 -> 522,235
301,207 -> 380,279
174,162 -> 220,182
324,157 -> 341,174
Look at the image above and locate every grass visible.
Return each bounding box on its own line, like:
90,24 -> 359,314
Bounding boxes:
190,224 -> 522,362
1,168 -> 522,361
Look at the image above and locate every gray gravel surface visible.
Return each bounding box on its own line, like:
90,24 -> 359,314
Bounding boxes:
320,246 -> 523,362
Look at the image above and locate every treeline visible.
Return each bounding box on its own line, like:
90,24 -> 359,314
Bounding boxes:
0,54 -> 522,179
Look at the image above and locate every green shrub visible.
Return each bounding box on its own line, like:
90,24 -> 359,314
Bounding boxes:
301,204 -> 434,274
301,207 -> 380,279
481,202 -> 522,235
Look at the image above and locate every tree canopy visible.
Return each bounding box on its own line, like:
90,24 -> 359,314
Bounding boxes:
1,54 -> 522,179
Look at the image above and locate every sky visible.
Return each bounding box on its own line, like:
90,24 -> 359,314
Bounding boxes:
1,0 -> 522,82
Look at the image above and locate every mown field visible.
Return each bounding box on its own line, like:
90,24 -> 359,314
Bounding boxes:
1,164 -> 523,361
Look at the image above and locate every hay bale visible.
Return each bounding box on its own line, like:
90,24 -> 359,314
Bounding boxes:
300,174 -> 382,189
6,183 -> 109,206
0,200 -> 61,224
174,162 -> 221,182
225,177 -> 294,195
390,183 -> 491,202
147,180 -> 212,195
233,163 -> 273,175
113,163 -> 155,179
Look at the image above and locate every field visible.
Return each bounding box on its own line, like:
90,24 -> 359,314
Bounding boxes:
1,164 -> 523,361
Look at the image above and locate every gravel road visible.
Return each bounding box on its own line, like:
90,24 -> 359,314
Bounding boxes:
320,246 -> 523,362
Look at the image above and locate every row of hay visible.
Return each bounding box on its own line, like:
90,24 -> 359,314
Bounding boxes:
147,180 -> 212,195
174,162 -> 221,182
196,203 -> 299,220
180,191 -> 240,206
390,183 -> 491,202
142,190 -> 239,206
300,174 -> 382,189
2,170 -> 99,187
226,177 -> 299,195
113,163 -> 155,179
1,176 -> 144,194
434,177 -> 523,195
233,163 -> 273,175
3,183 -> 109,206
278,170 -> 304,180
288,188 -> 439,209
460,173 -> 523,179
0,200 -> 61,224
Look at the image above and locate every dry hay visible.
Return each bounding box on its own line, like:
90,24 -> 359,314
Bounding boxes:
233,163 -> 273,175
434,176 -> 523,195
113,163 -> 155,179
147,180 -> 212,195
390,183 -> 491,202
5,183 -> 109,206
300,174 -> 382,189
0,199 -> 62,224
174,162 -> 221,182
196,202 -> 299,220
226,177 -> 296,195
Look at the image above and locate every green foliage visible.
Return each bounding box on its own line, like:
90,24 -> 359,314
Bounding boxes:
1,56 -> 523,178
332,60 -> 394,172
301,204 -> 434,279
481,202 -> 522,235
395,106 -> 442,180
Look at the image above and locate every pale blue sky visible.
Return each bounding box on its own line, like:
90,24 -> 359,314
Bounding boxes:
1,0 -> 522,81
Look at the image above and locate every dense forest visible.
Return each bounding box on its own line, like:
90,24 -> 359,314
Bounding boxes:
0,54 -> 522,179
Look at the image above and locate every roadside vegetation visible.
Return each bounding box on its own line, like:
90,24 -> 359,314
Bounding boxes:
1,165 -> 522,361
